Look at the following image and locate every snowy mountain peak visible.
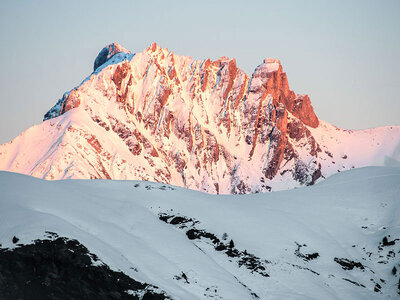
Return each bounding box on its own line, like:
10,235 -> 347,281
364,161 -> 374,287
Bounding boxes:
147,41 -> 162,51
93,42 -> 131,71
262,58 -> 281,72
214,56 -> 235,63
146,42 -> 173,57
1,44 -> 399,193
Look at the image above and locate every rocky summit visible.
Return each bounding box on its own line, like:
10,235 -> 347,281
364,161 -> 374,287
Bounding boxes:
0,42 -> 399,193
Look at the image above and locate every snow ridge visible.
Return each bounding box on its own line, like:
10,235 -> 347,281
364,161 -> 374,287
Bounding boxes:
1,167 -> 399,299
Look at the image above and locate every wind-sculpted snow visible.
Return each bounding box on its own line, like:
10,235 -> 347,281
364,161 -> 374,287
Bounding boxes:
0,167 -> 399,299
0,42 -> 399,193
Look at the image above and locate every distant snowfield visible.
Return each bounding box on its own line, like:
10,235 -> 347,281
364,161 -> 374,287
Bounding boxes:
0,167 -> 399,299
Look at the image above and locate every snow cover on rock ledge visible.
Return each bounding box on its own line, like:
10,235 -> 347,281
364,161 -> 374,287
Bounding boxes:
1,167 -> 399,299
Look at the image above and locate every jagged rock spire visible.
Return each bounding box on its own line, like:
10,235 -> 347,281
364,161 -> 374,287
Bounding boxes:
94,43 -> 131,71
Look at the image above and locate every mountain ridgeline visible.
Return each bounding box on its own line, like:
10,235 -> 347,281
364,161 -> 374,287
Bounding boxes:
0,43 -> 399,193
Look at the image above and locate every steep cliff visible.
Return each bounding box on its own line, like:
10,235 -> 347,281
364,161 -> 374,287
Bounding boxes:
0,43 -> 399,193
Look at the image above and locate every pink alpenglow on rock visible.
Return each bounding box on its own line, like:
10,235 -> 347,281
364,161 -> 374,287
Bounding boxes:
0,43 -> 399,194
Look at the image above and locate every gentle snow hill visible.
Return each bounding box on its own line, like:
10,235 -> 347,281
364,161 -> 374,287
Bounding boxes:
0,167 -> 399,299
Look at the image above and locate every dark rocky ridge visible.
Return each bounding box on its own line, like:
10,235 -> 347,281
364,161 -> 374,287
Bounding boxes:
0,235 -> 167,300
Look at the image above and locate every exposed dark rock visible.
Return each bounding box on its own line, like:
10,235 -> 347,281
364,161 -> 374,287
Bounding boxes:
170,216 -> 190,225
334,258 -> 365,271
226,248 -> 240,258
143,294 -> 166,300
174,272 -> 189,284
186,228 -> 199,240
294,243 -> 319,261
382,236 -> 396,247
12,236 -> 19,244
289,263 -> 320,275
158,214 -> 170,223
342,278 -> 366,288
238,253 -> 269,277
398,278 -> 400,294
185,228 -> 220,244
158,213 -> 197,229
94,47 -> 110,71
235,180 -> 249,194
160,212 -> 269,277
181,272 -> 188,283
0,237 -> 167,300
387,250 -> 395,258
215,243 -> 226,251
308,163 -> 322,186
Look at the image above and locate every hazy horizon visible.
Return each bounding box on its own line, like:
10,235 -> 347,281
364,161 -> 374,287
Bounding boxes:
0,0 -> 399,144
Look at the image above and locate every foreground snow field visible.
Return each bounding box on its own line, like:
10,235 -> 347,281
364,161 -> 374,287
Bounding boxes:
0,167 -> 399,299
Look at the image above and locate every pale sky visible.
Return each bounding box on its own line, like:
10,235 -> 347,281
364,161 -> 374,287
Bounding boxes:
0,0 -> 399,144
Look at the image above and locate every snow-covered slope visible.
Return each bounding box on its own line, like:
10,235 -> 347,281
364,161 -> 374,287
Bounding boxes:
0,43 -> 399,193
1,167 -> 399,299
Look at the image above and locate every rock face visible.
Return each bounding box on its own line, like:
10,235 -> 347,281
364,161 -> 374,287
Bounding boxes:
0,235 -> 167,299
0,42 -> 399,193
93,43 -> 131,71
